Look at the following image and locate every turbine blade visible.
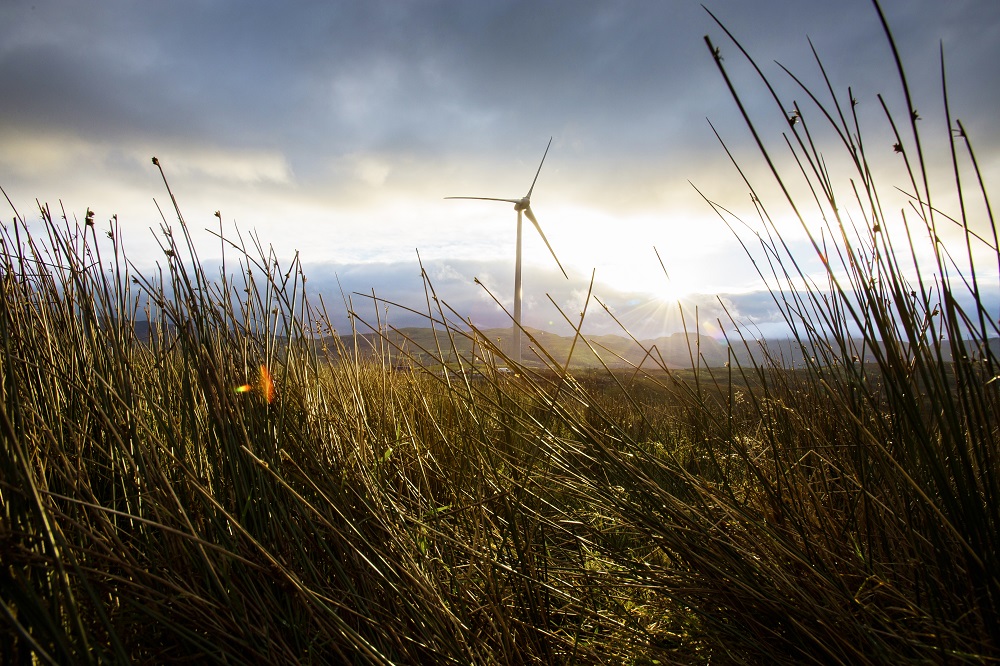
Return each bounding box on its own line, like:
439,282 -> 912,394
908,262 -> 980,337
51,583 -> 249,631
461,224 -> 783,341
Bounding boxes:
445,196 -> 521,204
525,136 -> 553,200
524,206 -> 568,280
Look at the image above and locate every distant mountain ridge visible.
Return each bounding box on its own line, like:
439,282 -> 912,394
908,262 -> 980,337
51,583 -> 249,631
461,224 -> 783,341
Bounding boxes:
127,321 -> 998,369
316,325 -> 1000,370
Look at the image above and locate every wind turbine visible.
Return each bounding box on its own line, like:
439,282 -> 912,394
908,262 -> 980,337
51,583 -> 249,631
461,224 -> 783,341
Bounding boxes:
446,137 -> 568,364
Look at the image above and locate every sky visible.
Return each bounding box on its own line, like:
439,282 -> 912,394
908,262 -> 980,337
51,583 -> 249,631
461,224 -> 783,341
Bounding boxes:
1,0 -> 998,340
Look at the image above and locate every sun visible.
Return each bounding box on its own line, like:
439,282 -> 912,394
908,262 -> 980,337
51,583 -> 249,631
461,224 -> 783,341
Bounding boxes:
646,262 -> 702,305
653,275 -> 689,304
643,245 -> 701,305
597,260 -> 697,307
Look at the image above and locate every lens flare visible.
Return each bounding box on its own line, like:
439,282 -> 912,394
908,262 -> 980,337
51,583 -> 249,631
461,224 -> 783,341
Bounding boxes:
259,364 -> 274,404
234,364 -> 275,404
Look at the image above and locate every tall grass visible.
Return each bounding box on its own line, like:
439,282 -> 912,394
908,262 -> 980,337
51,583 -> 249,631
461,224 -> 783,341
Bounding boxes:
2,1 -> 998,662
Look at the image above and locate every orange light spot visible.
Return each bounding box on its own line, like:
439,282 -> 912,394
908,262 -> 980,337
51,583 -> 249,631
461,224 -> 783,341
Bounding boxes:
234,364 -> 275,403
259,365 -> 274,404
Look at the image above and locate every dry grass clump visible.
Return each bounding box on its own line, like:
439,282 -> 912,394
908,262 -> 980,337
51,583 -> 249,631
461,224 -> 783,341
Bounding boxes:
0,184 -> 683,663
2,1 -> 998,663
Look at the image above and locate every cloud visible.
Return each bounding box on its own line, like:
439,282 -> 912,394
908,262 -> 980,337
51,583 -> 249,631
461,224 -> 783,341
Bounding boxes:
2,0 -> 998,329
288,255 -> 797,340
351,156 -> 392,188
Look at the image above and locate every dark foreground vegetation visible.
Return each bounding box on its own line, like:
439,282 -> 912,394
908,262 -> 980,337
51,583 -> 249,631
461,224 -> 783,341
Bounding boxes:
2,3 -> 998,663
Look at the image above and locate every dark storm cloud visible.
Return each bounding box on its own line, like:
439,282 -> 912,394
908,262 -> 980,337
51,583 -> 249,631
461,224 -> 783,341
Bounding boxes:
3,0 -> 997,193
11,0 -> 994,166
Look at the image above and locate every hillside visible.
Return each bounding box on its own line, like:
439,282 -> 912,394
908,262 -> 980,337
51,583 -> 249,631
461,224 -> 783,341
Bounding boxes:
315,324 -> 1000,370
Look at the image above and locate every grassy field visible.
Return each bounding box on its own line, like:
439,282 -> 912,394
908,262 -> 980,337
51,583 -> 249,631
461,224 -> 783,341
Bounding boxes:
3,3 -> 999,664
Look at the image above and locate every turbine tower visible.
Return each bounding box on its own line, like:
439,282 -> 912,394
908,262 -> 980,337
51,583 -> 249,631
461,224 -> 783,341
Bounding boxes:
446,137 -> 568,364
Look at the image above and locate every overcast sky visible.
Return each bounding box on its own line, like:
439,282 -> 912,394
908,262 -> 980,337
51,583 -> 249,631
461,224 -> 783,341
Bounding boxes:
1,0 -> 998,339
